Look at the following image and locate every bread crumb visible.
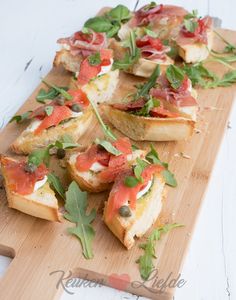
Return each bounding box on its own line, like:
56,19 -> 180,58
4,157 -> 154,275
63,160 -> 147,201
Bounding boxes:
204,106 -> 223,111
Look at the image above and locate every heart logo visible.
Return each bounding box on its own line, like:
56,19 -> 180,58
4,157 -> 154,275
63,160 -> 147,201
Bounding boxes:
108,273 -> 131,291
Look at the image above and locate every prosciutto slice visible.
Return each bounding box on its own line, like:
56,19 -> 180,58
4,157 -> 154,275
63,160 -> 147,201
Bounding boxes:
133,4 -> 188,27
136,35 -> 170,61
177,16 -> 212,45
57,30 -> 108,57
150,75 -> 198,107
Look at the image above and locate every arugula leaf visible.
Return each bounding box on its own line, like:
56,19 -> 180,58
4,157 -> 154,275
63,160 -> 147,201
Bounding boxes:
134,97 -> 160,116
84,5 -> 131,38
88,52 -> 101,66
184,10 -> 198,20
146,144 -> 177,187
113,31 -> 141,71
106,24 -> 120,38
87,96 -> 117,141
136,65 -> 160,99
124,176 -> 139,187
166,65 -> 185,89
208,52 -> 236,69
182,63 -> 236,89
182,63 -> 217,87
41,80 -> 72,100
137,223 -> 183,280
213,30 -> 236,54
124,158 -> 148,187
44,106 -> 54,116
144,27 -> 158,38
36,87 -> 67,103
28,148 -> 50,167
134,158 -> 148,182
47,173 -> 65,199
54,140 -> 79,150
184,19 -> 198,33
9,111 -> 32,123
106,4 -> 131,22
205,70 -> 236,88
95,139 -> 122,156
84,16 -> 113,33
64,181 -> 96,259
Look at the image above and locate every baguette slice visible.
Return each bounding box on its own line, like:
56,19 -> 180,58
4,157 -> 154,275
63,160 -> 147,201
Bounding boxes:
70,70 -> 120,104
104,173 -> 165,249
177,30 -> 213,63
102,105 -> 195,142
53,49 -> 83,73
0,156 -> 61,222
67,149 -> 145,193
11,109 -> 94,155
110,39 -> 173,78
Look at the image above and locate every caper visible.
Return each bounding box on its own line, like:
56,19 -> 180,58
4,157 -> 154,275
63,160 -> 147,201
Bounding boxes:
71,103 -> 81,112
119,205 -> 131,218
24,163 -> 37,173
56,148 -> 66,159
56,97 -> 65,106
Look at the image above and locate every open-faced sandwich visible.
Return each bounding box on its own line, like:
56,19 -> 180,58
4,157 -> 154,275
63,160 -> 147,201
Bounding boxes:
54,29 -> 119,104
110,30 -> 173,78
11,87 -> 94,154
67,137 -> 145,193
102,65 -> 198,141
70,49 -> 119,104
103,147 -> 168,249
118,3 -> 188,41
175,11 -> 213,63
0,155 -> 61,222
54,29 -> 108,73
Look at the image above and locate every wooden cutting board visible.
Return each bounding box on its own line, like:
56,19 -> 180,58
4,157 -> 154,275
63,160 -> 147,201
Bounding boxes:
0,28 -> 236,300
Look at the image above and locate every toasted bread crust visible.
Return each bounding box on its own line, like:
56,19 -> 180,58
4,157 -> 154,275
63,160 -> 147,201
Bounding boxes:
70,70 -> 120,104
177,30 -> 213,63
0,156 -> 61,222
102,105 -> 195,141
104,173 -> 165,249
11,109 -> 95,155
53,49 -> 83,73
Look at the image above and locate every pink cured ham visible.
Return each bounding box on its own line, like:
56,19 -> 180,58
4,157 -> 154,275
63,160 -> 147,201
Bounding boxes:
57,30 -> 108,57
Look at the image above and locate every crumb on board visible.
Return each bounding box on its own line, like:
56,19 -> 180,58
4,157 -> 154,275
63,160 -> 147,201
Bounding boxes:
174,152 -> 191,159
203,106 -> 223,111
194,128 -> 202,134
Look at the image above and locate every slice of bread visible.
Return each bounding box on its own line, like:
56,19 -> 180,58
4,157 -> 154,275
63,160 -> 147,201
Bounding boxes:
177,30 -> 213,63
103,173 -> 165,249
67,149 -> 145,193
110,39 -> 173,78
102,105 -> 195,142
0,156 -> 61,222
53,49 -> 83,73
11,109 -> 94,155
76,70 -> 119,104
130,57 -> 174,78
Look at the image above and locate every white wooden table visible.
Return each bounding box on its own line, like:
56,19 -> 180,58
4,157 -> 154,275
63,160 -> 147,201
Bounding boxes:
0,1 -> 235,299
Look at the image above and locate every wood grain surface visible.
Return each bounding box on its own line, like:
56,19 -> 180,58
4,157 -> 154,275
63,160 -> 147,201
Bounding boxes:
0,29 -> 236,300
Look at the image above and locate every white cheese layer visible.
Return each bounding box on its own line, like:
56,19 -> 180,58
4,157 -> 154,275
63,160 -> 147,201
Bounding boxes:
34,176 -> 48,192
137,179 -> 153,199
98,59 -> 113,76
61,43 -> 70,51
25,119 -> 42,133
70,111 -> 83,118
25,111 -> 83,133
90,162 -> 106,172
